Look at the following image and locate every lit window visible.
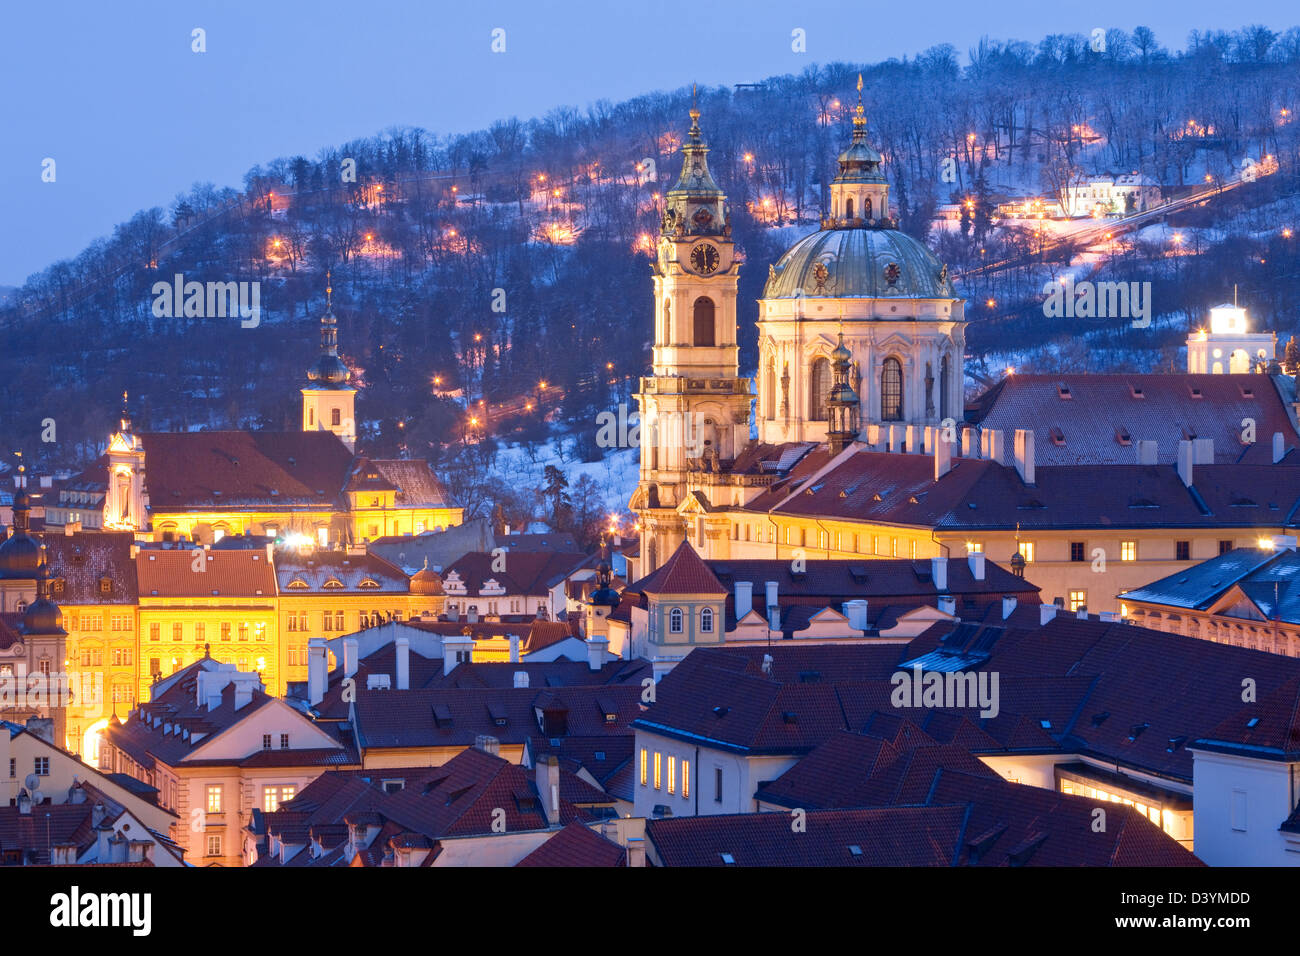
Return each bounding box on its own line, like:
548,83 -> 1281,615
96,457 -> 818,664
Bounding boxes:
172,623 -> 183,641
206,785 -> 222,813
683,760 -> 690,798
668,755 -> 676,794
653,752 -> 663,790
1120,541 -> 1136,561
909,541 -> 917,559
1068,590 -> 1087,612
640,748 -> 647,786
1018,542 -> 1035,563
669,608 -> 683,633
968,542 -> 983,553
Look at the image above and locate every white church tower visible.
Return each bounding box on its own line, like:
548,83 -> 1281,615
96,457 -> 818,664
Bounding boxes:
631,103 -> 753,573
301,275 -> 357,450
102,392 -> 148,532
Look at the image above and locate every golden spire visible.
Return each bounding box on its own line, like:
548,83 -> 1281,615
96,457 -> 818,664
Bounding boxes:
326,269 -> 333,309
854,73 -> 866,130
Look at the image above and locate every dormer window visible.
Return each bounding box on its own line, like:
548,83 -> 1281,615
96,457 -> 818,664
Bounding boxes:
99,577 -> 112,595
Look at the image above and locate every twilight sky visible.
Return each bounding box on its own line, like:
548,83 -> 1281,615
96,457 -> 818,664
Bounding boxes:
2,0 -> 1296,286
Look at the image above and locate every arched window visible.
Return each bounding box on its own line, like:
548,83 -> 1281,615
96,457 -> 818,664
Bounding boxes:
662,300 -> 671,344
940,354 -> 951,419
881,357 -> 904,421
693,297 -> 715,347
809,357 -> 830,421
700,608 -> 714,633
845,198 -> 854,219
669,607 -> 684,633
864,197 -> 873,219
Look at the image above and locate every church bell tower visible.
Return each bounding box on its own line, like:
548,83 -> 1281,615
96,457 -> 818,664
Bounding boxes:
632,101 -> 753,574
301,274 -> 357,450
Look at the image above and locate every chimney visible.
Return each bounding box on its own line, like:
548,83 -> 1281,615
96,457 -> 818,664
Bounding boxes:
91,803 -> 107,828
866,424 -> 881,449
761,653 -> 774,676
1040,603 -> 1058,625
765,580 -> 778,611
1177,440 -> 1194,487
196,672 -> 222,712
1001,595 -> 1017,619
509,633 -> 521,663
905,425 -> 919,453
930,556 -> 948,592
395,636 -> 410,690
980,429 -> 991,458
934,431 -> 952,479
1136,440 -> 1158,465
1274,432 -> 1286,464
467,606 -> 479,623
475,735 -> 500,756
587,635 -> 608,671
1193,438 -> 1214,464
343,638 -> 359,679
24,717 -> 54,745
842,599 -> 868,631
923,426 -> 935,455
443,634 -> 473,676
968,551 -> 986,581
888,424 -> 902,452
626,836 -> 646,868
513,670 -> 530,688
986,429 -> 1006,465
307,639 -> 328,706
961,428 -> 976,458
1076,606 -> 1089,620
233,676 -> 254,711
734,581 -> 753,620
1013,429 -> 1035,485
536,755 -> 561,825
937,594 -> 957,616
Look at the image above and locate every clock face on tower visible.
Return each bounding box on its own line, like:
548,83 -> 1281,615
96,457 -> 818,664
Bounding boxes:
690,242 -> 720,275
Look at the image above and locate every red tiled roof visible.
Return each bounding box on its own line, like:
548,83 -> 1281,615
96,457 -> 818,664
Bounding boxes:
136,548 -> 276,598
442,551 -> 589,598
633,541 -> 726,596
968,373 -> 1300,466
139,431 -> 355,510
515,822 -> 625,867
647,806 -> 970,866
741,445 -> 1300,533
41,531 -> 140,604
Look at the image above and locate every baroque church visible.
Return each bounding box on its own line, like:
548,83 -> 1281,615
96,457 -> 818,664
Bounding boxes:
629,82 -> 1300,609
632,81 -> 965,571
44,283 -> 463,546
